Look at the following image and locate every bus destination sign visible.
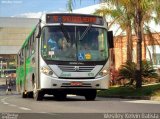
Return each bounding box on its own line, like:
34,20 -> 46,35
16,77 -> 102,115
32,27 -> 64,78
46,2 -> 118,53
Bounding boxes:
46,14 -> 104,25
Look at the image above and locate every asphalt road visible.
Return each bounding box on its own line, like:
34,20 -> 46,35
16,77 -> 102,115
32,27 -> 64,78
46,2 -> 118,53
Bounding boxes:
1,95 -> 160,119
1,94 -> 160,113
0,83 -> 160,119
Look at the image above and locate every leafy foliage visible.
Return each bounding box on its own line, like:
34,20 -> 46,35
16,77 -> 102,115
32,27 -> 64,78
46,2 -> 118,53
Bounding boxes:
97,83 -> 160,97
141,60 -> 158,78
118,60 -> 158,85
119,61 -> 136,80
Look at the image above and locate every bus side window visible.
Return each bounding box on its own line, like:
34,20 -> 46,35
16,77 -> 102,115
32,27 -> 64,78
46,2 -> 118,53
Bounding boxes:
20,50 -> 24,65
17,53 -> 20,67
32,32 -> 36,53
26,42 -> 30,58
30,34 -> 35,55
29,37 -> 32,56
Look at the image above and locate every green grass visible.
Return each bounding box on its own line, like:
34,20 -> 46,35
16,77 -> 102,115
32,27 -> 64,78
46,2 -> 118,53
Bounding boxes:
97,84 -> 160,97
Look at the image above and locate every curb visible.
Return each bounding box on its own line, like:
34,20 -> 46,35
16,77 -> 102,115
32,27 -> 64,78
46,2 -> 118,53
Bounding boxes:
97,95 -> 151,100
150,96 -> 160,101
98,95 -> 160,101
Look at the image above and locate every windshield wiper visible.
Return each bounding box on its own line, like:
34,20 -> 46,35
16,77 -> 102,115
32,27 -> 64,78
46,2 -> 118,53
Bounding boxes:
60,23 -> 70,42
79,24 -> 92,41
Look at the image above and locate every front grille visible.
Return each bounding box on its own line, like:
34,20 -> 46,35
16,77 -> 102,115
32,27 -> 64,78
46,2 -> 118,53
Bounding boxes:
58,65 -> 95,72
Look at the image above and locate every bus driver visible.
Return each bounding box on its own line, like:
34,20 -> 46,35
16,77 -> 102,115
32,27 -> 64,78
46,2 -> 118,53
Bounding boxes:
48,34 -> 59,51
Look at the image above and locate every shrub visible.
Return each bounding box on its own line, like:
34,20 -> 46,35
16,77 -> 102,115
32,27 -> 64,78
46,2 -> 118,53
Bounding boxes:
118,60 -> 158,86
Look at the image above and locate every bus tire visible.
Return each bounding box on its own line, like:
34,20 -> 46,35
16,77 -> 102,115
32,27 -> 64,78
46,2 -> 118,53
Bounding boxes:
84,90 -> 97,101
27,92 -> 33,98
22,92 -> 27,98
34,90 -> 43,101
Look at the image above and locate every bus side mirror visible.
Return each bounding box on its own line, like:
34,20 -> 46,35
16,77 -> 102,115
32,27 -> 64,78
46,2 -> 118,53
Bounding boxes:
36,20 -> 41,38
107,31 -> 114,48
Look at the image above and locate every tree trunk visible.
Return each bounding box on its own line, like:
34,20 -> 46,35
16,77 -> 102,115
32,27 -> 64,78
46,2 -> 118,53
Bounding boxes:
135,0 -> 142,88
126,24 -> 133,62
142,33 -> 147,60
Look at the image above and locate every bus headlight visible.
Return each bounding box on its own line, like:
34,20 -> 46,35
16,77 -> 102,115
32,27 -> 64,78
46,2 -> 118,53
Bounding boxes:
40,66 -> 54,76
98,68 -> 109,77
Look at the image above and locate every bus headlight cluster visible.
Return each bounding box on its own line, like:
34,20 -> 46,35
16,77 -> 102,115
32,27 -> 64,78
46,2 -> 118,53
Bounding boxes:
98,68 -> 109,77
40,66 -> 54,76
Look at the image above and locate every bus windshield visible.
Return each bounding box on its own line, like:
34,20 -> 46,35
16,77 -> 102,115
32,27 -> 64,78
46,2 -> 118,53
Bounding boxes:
41,26 -> 109,61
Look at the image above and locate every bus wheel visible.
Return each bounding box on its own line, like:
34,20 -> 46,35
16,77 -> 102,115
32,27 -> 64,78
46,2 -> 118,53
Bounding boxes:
84,90 -> 97,101
22,92 -> 27,98
27,92 -> 33,98
33,83 -> 43,101
34,90 -> 43,101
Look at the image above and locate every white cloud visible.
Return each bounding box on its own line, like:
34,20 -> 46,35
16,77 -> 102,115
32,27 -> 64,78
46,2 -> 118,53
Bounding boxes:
13,11 -> 45,18
13,10 -> 67,18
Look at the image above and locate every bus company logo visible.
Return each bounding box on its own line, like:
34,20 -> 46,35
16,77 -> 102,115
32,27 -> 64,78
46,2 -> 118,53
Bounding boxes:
74,66 -> 79,72
69,62 -> 84,65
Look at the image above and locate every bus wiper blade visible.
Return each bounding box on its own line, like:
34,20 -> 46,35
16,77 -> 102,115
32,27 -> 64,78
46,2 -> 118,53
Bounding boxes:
60,23 -> 70,42
79,24 -> 92,41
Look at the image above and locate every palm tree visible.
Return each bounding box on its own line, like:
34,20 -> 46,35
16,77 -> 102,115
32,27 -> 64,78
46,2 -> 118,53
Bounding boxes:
96,0 -> 140,87
95,0 -> 160,88
66,0 -> 97,13
94,1 -> 133,62
132,0 -> 160,88
66,0 -> 74,13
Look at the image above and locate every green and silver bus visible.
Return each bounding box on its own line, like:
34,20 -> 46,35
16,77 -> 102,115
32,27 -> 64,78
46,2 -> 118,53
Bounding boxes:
16,13 -> 113,101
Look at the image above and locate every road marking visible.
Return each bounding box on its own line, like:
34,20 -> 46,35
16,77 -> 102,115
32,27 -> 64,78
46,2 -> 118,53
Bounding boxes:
9,104 -> 17,107
40,112 -> 47,113
1,97 -> 8,102
1,96 -> 31,111
19,107 -> 31,111
67,94 -> 77,97
1,97 -> 10,105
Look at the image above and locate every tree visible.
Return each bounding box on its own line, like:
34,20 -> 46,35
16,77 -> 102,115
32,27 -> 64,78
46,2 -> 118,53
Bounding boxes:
66,0 -> 96,13
131,0 -> 160,88
94,1 -> 133,62
95,0 -> 160,88
66,0 -> 74,13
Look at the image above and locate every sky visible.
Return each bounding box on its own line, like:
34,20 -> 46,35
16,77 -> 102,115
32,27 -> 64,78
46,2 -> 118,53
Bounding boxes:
0,0 -> 99,17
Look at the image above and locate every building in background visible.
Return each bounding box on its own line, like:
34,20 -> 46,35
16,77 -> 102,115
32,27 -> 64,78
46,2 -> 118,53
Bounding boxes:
0,17 -> 38,77
114,34 -> 160,69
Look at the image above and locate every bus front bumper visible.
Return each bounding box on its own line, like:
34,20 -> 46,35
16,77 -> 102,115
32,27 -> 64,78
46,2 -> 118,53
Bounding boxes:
40,73 -> 110,90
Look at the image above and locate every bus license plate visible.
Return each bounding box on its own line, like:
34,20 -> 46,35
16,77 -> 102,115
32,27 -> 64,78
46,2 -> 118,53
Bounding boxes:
70,82 -> 82,86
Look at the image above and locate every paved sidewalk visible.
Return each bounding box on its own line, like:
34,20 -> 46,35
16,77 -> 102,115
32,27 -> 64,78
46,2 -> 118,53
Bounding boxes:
0,77 -> 17,96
